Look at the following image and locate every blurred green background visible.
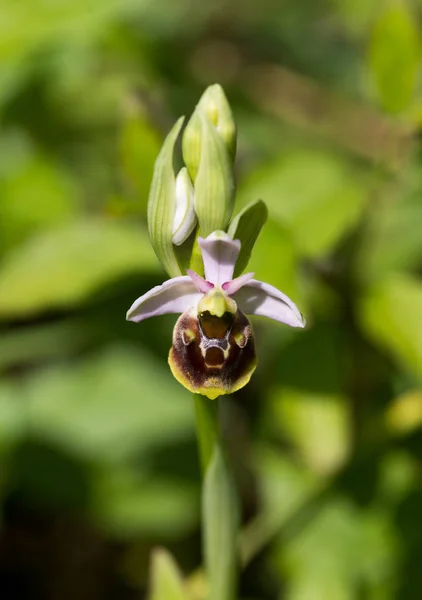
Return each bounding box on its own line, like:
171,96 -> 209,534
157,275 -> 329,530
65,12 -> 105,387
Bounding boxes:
1,0 -> 422,598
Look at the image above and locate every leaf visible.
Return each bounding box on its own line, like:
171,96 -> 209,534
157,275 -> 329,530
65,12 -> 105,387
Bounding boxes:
120,109 -> 162,214
239,448 -> 320,567
275,496 -> 397,600
0,218 -> 156,317
236,151 -> 367,258
359,273 -> 422,378
228,200 -> 268,276
0,320 -> 97,370
269,388 -> 352,475
0,0 -> 144,63
255,448 -> 319,520
25,346 -> 194,463
0,0 -> 150,107
386,389 -> 422,435
93,467 -> 198,538
369,2 -> 421,113
149,548 -> 191,600
355,181 -> 422,281
0,152 -> 80,251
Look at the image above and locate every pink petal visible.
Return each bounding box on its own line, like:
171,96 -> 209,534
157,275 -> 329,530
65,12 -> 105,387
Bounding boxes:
222,272 -> 255,295
233,279 -> 305,328
198,232 -> 241,285
126,276 -> 202,323
187,269 -> 214,293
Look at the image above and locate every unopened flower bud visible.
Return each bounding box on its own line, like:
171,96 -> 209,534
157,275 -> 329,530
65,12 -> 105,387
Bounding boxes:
172,167 -> 197,246
198,84 -> 236,160
192,114 -> 235,235
182,84 -> 236,182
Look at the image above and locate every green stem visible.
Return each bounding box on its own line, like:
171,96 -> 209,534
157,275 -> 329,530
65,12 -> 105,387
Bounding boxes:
193,394 -> 239,600
193,393 -> 219,474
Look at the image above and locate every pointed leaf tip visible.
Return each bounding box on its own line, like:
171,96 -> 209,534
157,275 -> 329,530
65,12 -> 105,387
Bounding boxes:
149,547 -> 190,600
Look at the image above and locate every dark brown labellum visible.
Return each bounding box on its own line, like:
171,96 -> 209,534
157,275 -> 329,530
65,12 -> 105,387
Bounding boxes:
168,307 -> 257,399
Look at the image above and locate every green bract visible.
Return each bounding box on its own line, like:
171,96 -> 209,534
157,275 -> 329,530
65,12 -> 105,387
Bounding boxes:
228,200 -> 268,276
182,84 -> 236,181
146,85 -> 268,280
147,116 -> 185,278
193,113 -> 235,236
182,84 -> 236,236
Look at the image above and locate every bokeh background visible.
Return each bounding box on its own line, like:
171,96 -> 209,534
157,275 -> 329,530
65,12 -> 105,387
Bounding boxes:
1,0 -> 422,598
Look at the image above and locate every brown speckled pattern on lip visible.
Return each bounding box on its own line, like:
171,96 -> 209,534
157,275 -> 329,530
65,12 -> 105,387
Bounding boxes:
168,307 -> 257,398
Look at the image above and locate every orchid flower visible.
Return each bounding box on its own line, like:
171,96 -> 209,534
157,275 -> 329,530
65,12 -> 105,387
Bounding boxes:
127,231 -> 305,399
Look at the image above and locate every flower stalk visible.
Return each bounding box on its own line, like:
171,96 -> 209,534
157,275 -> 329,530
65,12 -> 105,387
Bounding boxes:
194,394 -> 239,600
127,84 -> 305,600
193,393 -> 219,475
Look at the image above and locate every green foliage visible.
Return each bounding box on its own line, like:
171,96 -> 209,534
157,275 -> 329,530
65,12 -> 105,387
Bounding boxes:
236,151 -> 368,258
359,274 -> 422,378
0,0 -> 422,597
0,219 -> 156,317
25,346 -> 194,463
120,108 -> 162,214
269,388 -> 351,475
93,467 -> 198,538
149,549 -> 191,600
0,150 -> 80,250
369,1 -> 421,113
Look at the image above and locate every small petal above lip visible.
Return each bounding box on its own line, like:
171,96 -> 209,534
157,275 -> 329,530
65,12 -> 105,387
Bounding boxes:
233,279 -> 305,328
126,276 -> 202,323
187,269 -> 214,293
198,231 -> 241,285
222,272 -> 255,295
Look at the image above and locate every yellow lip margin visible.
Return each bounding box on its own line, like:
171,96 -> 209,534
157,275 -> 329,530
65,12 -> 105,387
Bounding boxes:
168,347 -> 257,400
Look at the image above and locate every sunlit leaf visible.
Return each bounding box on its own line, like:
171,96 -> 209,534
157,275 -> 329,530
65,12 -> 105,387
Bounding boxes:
240,448 -> 319,566
386,389 -> 422,435
359,273 -> 422,378
275,496 -> 397,600
0,218 -> 156,317
25,346 -> 194,463
269,388 -> 351,475
149,548 -> 191,600
0,153 -> 80,251
120,108 -> 162,214
355,178 -> 422,281
236,151 -> 367,258
93,467 -> 198,539
369,2 -> 421,113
